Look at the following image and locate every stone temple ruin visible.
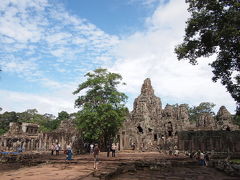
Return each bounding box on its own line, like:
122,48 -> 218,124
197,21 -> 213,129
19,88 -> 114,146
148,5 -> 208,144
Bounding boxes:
119,78 -> 239,151
0,78 -> 239,153
0,119 -> 79,152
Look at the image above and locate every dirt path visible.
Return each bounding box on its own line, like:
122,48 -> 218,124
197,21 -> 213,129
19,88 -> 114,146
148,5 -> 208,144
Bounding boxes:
0,152 -> 238,180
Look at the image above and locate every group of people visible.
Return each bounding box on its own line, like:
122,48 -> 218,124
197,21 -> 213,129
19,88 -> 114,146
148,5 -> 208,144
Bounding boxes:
49,142 -> 119,170
50,143 -> 73,160
89,143 -> 117,158
89,143 -> 117,170
51,143 -> 61,155
106,143 -> 117,157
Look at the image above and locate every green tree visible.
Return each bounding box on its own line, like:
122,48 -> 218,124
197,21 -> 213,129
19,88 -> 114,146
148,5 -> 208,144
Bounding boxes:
233,115 -> 240,126
175,0 -> 240,114
189,102 -> 216,122
73,68 -> 128,147
0,111 -> 18,135
18,110 -> 59,132
57,111 -> 69,121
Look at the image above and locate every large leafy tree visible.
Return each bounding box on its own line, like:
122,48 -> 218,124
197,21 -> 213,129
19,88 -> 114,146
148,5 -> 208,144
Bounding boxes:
188,102 -> 215,122
175,0 -> 240,114
73,68 -> 128,147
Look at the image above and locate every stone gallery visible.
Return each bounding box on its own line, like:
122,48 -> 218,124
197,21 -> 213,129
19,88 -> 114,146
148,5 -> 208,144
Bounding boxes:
0,78 -> 239,153
0,119 -> 79,152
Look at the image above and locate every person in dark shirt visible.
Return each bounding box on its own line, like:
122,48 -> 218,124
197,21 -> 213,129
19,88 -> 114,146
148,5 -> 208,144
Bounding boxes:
106,144 -> 111,157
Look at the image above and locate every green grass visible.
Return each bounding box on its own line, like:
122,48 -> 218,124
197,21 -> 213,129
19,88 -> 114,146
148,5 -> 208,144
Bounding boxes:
230,159 -> 240,164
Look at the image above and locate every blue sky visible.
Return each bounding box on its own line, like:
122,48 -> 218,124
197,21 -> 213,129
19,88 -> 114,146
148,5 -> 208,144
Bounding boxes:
0,0 -> 236,115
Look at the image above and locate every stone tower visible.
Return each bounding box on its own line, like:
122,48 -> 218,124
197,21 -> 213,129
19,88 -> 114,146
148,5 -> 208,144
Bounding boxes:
120,78 -> 191,151
131,78 -> 162,129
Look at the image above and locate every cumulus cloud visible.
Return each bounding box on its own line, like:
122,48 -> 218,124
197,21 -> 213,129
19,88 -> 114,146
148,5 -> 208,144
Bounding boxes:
0,0 -> 236,115
110,0 -> 236,113
0,0 -> 119,115
0,0 -> 119,87
0,89 -> 76,115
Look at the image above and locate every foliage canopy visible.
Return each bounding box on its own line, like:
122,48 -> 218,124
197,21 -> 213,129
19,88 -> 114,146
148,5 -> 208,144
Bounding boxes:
0,109 -> 67,135
188,102 -> 216,122
175,0 -> 240,114
73,68 -> 128,145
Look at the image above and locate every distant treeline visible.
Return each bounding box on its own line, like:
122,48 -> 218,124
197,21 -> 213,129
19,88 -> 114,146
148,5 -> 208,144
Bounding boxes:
0,109 -> 73,135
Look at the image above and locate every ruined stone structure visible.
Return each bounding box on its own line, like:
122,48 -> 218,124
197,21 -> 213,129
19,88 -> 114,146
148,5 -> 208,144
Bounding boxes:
178,130 -> 240,153
193,106 -> 238,131
0,119 -> 79,152
119,78 -> 239,151
119,78 -> 191,151
0,122 -> 40,152
0,78 -> 238,153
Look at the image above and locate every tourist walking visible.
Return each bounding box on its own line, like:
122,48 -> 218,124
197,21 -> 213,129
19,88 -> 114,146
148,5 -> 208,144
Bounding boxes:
66,145 -> 73,160
93,144 -> 100,170
106,144 -> 111,157
111,143 -> 117,157
51,143 -> 55,155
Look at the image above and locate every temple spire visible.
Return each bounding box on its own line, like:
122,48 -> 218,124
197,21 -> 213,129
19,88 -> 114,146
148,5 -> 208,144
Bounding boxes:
141,78 -> 154,96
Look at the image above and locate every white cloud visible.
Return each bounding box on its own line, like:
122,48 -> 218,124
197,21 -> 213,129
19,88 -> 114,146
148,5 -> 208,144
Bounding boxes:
0,89 -> 77,116
0,0 -> 236,115
110,0 -> 236,113
0,0 -> 119,90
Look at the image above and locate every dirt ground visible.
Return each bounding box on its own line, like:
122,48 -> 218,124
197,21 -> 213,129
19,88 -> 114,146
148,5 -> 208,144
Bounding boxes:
0,151 -> 239,180
112,167 -> 239,180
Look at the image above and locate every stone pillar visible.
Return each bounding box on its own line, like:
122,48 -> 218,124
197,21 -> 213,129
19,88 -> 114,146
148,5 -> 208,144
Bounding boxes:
33,139 -> 36,150
4,139 -> 7,149
39,135 -> 42,151
44,134 -> 48,151
30,139 -> 34,150
120,132 -> 125,151
27,140 -> 31,151
61,136 -> 65,149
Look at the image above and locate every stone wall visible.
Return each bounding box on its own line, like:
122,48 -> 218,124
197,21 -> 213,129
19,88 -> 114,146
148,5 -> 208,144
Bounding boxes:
178,130 -> 240,153
0,120 -> 81,152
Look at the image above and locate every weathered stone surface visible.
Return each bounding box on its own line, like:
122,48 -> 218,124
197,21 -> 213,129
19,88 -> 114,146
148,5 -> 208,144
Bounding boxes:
120,78 -> 239,152
0,119 -> 80,152
215,106 -> 239,130
215,160 -> 240,177
217,106 -> 232,121
57,119 -> 76,133
120,78 -> 191,151
178,130 -> 240,153
196,113 -> 216,130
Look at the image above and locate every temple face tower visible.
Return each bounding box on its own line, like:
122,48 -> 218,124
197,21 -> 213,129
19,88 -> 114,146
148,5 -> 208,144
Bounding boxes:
120,78 -> 191,151
132,78 -> 162,125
